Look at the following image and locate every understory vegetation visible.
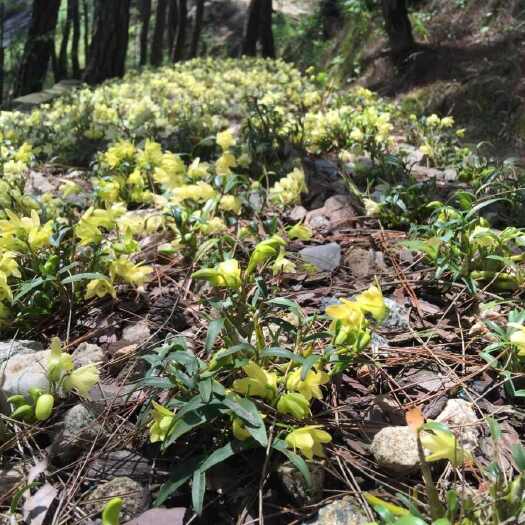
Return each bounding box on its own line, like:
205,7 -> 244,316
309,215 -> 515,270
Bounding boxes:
1,12 -> 525,522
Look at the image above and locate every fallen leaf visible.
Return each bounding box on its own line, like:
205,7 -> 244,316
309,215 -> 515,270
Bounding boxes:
406,406 -> 425,431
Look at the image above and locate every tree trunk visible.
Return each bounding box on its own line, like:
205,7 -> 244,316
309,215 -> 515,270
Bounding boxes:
83,0 -> 131,85
242,0 -> 260,56
172,0 -> 187,62
150,0 -> 167,66
190,0 -> 204,58
167,0 -> 178,55
259,0 -> 274,58
139,0 -> 151,66
320,0 -> 340,39
57,0 -> 74,80
0,1 -> 4,106
82,0 -> 89,64
14,0 -> 62,97
381,0 -> 415,63
70,0 -> 80,77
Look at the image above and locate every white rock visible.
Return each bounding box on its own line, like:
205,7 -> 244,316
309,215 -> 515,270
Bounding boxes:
72,342 -> 104,367
371,426 -> 420,474
436,399 -> 479,452
1,350 -> 51,396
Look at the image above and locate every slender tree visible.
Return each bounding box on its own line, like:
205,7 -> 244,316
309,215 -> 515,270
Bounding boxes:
14,0 -> 62,97
242,0 -> 259,56
56,0 -> 74,80
70,0 -> 80,77
0,1 -> 4,105
151,0 -> 168,66
82,0 -> 89,64
242,0 -> 274,58
320,0 -> 341,40
381,0 -> 415,64
139,0 -> 151,66
172,0 -> 187,62
259,0 -> 274,58
167,0 -> 179,55
189,0 -> 205,58
83,0 -> 131,85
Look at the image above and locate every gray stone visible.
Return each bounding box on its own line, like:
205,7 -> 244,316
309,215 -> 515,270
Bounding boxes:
1,342 -> 102,397
0,464 -> 24,497
303,496 -> 368,525
371,426 -> 420,474
49,404 -> 106,467
435,399 -> 479,452
289,205 -> 307,222
299,243 -> 341,272
122,321 -> 151,345
0,340 -> 43,361
1,350 -> 51,396
381,298 -> 410,330
72,343 -> 104,368
86,450 -> 151,482
84,477 -> 149,522
277,461 -> 324,505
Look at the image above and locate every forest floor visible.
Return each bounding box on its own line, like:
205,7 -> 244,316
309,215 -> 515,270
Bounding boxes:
0,56 -> 525,525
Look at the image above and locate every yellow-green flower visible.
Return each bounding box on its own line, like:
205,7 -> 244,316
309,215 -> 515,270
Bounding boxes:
233,361 -> 277,401
363,198 -> 381,217
192,259 -> 242,289
148,401 -> 175,443
85,278 -> 117,300
246,235 -> 286,275
216,129 -> 235,150
286,368 -> 329,401
509,324 -> 525,357
277,393 -> 311,419
285,425 -> 332,459
232,417 -> 251,441
288,223 -> 312,241
109,257 -> 153,287
35,393 -> 54,421
220,195 -> 242,215
63,363 -> 100,397
355,284 -> 387,322
47,337 -> 74,382
326,298 -> 365,331
420,428 -> 470,467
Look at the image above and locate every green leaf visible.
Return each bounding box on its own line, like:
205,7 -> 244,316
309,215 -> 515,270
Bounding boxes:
512,443 -> 525,472
194,238 -> 220,264
300,354 -> 320,381
198,378 -> 213,403
465,197 -> 505,220
155,456 -> 203,505
205,318 -> 225,353
234,397 -> 267,446
191,470 -> 206,515
260,347 -> 304,363
199,440 -> 254,473
13,277 -> 51,302
213,343 -> 256,361
272,439 -> 312,488
487,416 -> 501,441
61,272 -> 107,285
222,397 -> 259,427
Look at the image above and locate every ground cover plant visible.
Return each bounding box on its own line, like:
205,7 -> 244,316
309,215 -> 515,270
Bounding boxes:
0,56 -> 525,525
